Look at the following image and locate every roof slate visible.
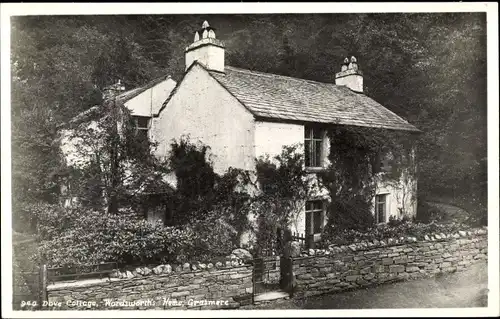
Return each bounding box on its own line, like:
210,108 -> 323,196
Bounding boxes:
209,66 -> 419,132
113,75 -> 172,105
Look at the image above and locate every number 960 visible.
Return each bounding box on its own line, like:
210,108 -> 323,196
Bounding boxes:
20,300 -> 38,308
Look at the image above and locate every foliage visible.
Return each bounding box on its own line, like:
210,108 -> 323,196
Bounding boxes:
36,138 -> 251,267
10,86 -> 66,233
388,214 -> 414,227
319,125 -> 417,231
320,219 -> 472,247
449,195 -> 487,227
35,204 -> 230,267
250,145 -> 312,254
64,102 -> 170,214
416,199 -> 445,224
416,195 -> 487,227
166,137 -> 251,229
185,210 -> 240,261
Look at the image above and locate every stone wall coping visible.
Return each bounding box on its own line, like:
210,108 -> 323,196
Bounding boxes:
47,277 -> 121,290
47,264 -> 253,291
300,227 -> 487,257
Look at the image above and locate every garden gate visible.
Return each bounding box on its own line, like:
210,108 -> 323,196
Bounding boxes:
252,228 -> 294,301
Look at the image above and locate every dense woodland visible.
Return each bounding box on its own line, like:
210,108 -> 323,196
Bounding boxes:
11,13 -> 487,231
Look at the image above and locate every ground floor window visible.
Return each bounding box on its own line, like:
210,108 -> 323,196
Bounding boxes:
305,200 -> 324,235
132,115 -> 150,141
375,194 -> 387,223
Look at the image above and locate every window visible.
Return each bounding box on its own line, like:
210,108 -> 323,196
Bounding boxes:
305,200 -> 324,235
132,116 -> 150,141
375,194 -> 387,223
373,150 -> 394,174
305,126 -> 323,167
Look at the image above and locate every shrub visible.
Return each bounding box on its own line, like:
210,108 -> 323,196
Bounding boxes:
251,144 -> 312,255
416,198 -> 446,223
36,204 -> 242,267
388,214 -> 414,227
325,196 -> 375,232
184,209 -> 240,261
38,209 -> 193,267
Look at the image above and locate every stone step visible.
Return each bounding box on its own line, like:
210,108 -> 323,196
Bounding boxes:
254,290 -> 289,302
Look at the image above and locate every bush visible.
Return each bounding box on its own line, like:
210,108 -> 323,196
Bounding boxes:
36,205 -> 241,267
416,199 -> 446,223
388,215 -> 414,227
38,209 -> 191,267
184,209 -> 240,261
325,196 -> 375,232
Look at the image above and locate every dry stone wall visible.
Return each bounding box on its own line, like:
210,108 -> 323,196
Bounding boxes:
292,227 -> 488,298
45,227 -> 488,309
47,260 -> 253,310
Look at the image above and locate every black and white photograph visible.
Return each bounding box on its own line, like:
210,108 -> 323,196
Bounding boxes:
1,2 -> 498,317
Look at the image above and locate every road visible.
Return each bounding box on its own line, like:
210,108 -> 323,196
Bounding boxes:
251,262 -> 488,309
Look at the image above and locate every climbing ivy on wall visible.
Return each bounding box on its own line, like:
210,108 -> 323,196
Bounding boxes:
319,124 -> 418,232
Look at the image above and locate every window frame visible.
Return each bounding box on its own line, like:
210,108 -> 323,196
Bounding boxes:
373,149 -> 394,174
132,115 -> 151,141
305,200 -> 324,236
304,126 -> 324,168
375,194 -> 387,223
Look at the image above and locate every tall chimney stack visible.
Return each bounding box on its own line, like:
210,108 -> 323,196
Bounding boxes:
103,79 -> 126,100
335,56 -> 363,93
185,21 -> 225,72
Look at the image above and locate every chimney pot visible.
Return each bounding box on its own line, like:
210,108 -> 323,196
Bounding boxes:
185,21 -> 225,72
103,79 -> 126,100
335,57 -> 363,93
341,57 -> 349,71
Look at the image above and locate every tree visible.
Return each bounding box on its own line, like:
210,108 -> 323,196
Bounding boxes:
166,137 -> 251,228
62,100 -> 170,214
250,145 -> 313,255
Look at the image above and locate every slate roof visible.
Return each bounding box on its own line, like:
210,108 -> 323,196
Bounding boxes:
208,66 -> 420,132
60,75 -> 172,129
113,75 -> 171,106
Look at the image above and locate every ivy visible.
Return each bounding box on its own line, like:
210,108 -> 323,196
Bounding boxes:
251,145 -> 312,255
319,124 -> 418,231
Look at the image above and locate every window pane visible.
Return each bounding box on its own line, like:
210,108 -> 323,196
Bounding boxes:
313,128 -> 322,139
306,212 -> 312,235
314,140 -> 322,167
313,201 -> 322,210
313,211 -> 322,233
305,140 -> 311,167
377,203 -> 385,223
375,195 -> 386,223
306,201 -> 312,211
137,117 -> 150,128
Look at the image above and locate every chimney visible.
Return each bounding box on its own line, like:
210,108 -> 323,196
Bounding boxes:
335,56 -> 363,93
185,20 -> 225,72
103,79 -> 126,100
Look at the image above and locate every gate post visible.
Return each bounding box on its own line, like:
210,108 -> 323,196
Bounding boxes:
39,264 -> 47,309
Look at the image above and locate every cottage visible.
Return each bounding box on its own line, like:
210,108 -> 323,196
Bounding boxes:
59,71 -> 177,218
151,21 -> 420,236
62,20 -> 420,239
